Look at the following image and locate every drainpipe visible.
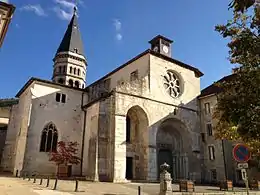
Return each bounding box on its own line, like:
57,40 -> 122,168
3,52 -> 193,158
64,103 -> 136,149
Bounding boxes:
80,92 -> 87,176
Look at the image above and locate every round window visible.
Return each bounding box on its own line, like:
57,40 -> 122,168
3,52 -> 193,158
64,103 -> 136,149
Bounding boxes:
163,71 -> 181,98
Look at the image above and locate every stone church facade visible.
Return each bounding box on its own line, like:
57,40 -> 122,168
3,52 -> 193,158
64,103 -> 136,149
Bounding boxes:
0,8 -> 252,184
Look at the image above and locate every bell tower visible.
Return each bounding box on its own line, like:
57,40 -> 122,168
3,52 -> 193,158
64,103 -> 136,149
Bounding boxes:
52,7 -> 87,88
149,35 -> 173,58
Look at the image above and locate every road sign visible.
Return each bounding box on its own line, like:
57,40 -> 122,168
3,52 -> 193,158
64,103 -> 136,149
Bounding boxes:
238,163 -> 249,169
233,143 -> 251,163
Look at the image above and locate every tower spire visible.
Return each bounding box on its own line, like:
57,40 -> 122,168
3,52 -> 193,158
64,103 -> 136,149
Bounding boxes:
52,3 -> 87,89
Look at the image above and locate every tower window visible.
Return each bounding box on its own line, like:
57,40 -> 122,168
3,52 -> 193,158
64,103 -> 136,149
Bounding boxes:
82,84 -> 84,88
69,79 -> 73,87
56,93 -> 66,103
59,66 -> 62,73
74,67 -> 76,74
56,93 -> 61,102
69,67 -> 72,73
78,69 -> 80,76
58,78 -> 64,84
74,48 -> 78,53
63,66 -> 66,73
61,94 -> 66,103
75,81 -> 80,88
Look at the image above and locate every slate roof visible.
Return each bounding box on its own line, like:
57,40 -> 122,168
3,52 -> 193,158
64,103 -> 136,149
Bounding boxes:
0,98 -> 18,107
199,74 -> 236,98
56,9 -> 84,56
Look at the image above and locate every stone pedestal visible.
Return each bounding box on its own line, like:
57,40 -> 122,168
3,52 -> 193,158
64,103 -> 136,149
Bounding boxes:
159,163 -> 172,195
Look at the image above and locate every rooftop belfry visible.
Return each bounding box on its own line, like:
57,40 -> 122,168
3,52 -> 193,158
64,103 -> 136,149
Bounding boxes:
52,6 -> 87,89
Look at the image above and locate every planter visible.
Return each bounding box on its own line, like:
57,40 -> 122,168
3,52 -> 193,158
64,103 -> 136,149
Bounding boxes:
179,180 -> 195,192
249,180 -> 260,190
57,164 -> 72,178
220,180 -> 233,191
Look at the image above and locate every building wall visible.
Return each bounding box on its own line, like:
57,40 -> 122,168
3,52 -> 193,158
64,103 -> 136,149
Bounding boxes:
199,94 -> 236,183
20,82 -> 84,176
111,54 -> 202,182
0,104 -> 19,172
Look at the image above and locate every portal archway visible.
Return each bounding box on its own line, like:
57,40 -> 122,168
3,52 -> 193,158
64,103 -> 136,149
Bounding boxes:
125,105 -> 149,181
156,118 -> 189,181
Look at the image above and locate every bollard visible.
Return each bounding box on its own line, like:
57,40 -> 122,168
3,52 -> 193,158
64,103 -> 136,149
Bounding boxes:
23,173 -> 26,180
75,180 -> 79,192
28,175 -> 31,181
15,170 -> 18,177
138,186 -> 141,195
40,178 -> 43,185
33,175 -> 36,183
53,178 -> 58,190
46,177 -> 49,187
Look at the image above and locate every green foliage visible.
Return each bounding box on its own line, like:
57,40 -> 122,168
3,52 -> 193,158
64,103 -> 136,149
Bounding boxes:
214,0 -> 260,155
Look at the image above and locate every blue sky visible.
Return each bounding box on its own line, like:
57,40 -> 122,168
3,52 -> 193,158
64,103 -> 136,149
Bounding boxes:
0,0 -> 234,98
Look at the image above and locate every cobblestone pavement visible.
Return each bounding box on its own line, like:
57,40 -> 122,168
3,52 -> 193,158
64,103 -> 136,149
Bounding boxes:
1,176 -> 260,195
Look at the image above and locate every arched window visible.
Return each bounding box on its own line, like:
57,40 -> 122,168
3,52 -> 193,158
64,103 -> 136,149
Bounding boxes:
59,66 -> 62,73
40,122 -> 58,152
69,79 -> 73,87
69,67 -> 72,73
63,66 -> 66,73
78,69 -> 80,76
82,84 -> 84,88
74,67 -> 76,74
75,81 -> 80,88
58,78 -> 64,84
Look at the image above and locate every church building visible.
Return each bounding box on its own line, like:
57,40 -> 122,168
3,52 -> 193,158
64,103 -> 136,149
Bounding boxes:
0,7 -> 249,184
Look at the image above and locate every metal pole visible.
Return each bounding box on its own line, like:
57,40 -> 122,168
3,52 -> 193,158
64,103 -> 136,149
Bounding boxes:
28,175 -> 31,181
40,178 -> 43,185
75,180 -> 79,192
33,175 -> 36,183
53,178 -> 58,190
222,139 -> 228,180
245,170 -> 249,195
138,186 -> 141,195
46,177 -> 49,187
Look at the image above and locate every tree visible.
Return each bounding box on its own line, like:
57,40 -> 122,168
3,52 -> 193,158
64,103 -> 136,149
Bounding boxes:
49,141 -> 81,175
213,0 -> 260,155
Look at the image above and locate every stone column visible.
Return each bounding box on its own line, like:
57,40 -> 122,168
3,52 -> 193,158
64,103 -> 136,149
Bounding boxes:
113,115 -> 127,182
159,163 -> 172,195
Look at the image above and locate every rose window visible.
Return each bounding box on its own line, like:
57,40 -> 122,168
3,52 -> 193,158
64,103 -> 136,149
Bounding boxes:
163,71 -> 181,98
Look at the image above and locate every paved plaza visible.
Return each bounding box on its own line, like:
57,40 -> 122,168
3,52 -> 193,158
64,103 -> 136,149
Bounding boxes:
0,176 -> 260,195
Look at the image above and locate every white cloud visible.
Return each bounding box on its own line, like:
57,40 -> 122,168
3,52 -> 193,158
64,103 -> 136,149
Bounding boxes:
20,4 -> 47,17
54,0 -> 75,9
52,6 -> 73,21
116,33 -> 123,41
113,19 -> 121,31
2,0 -> 9,3
113,19 -> 123,41
52,0 -> 77,21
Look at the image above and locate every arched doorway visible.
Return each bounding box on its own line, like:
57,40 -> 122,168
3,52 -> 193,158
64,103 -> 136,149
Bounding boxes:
125,105 -> 149,181
156,118 -> 189,181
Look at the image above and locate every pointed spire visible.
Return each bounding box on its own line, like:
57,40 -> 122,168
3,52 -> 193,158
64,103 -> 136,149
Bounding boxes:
56,6 -> 84,56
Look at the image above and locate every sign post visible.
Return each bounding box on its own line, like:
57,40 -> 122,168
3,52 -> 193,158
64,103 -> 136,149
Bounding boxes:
233,144 -> 251,195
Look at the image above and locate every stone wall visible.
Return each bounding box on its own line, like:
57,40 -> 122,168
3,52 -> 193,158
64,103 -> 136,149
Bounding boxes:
0,104 -> 19,171
21,82 -> 84,176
